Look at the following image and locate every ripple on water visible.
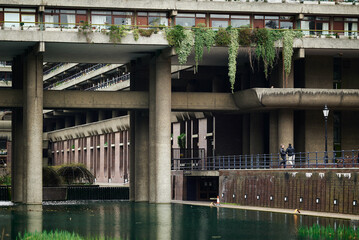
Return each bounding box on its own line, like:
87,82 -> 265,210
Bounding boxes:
0,201 -> 13,206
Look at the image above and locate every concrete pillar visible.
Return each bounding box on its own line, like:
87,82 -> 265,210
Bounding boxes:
75,114 -> 82,126
11,56 -> 24,203
98,110 -> 106,121
249,113 -> 264,154
154,50 -> 171,203
86,111 -> 94,124
149,58 -> 156,203
55,119 -> 63,130
269,111 -> 278,154
23,51 -> 43,204
64,117 -> 72,128
242,114 -> 250,155
129,111 -> 136,201
278,110 -> 294,149
134,111 -> 149,202
112,110 -> 120,118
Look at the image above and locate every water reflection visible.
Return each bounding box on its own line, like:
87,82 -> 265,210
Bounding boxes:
0,201 -> 356,240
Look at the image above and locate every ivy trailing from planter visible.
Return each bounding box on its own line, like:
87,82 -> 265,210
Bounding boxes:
282,30 -> 303,86
166,26 -> 194,64
193,23 -> 216,72
78,22 -> 93,43
133,29 -> 140,41
228,28 -> 239,92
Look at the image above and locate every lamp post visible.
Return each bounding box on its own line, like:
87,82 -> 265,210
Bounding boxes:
323,105 -> 329,163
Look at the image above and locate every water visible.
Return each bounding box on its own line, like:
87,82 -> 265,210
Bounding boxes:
0,201 -> 355,240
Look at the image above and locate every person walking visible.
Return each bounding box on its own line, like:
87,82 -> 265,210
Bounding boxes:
280,144 -> 287,168
286,144 -> 295,168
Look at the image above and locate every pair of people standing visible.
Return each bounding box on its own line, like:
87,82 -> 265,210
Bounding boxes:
280,144 -> 295,168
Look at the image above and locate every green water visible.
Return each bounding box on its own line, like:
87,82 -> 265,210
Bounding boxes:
0,201 -> 355,240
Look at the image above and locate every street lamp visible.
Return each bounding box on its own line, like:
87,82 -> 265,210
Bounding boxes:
323,105 -> 329,163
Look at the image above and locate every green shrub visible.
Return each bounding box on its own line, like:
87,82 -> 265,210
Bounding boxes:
214,28 -> 230,46
56,164 -> 94,185
138,29 -> 155,37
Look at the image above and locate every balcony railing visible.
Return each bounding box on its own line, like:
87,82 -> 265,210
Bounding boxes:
45,63 -> 106,90
85,73 -> 130,91
171,149 -> 359,171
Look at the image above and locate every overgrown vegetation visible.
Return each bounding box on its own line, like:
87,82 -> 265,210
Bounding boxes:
106,25 -> 127,43
177,133 -> 186,149
77,23 -> 303,92
78,22 -> 93,43
298,224 -> 359,239
0,174 -> 10,185
17,230 -> 113,240
56,163 -> 95,185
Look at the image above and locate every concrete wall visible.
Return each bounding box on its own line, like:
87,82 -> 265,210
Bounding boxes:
305,110 -> 333,153
220,169 -> 359,214
52,131 -> 129,184
342,58 -> 359,89
215,114 -> 242,156
305,56 -> 333,89
341,111 -> 359,151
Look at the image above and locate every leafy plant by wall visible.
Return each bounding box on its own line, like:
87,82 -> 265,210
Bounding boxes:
193,24 -> 216,72
133,29 -> 140,41
214,28 -> 231,46
228,28 -> 239,92
138,29 -> 155,37
106,25 -> 127,43
282,30 -> 303,86
177,133 -> 186,149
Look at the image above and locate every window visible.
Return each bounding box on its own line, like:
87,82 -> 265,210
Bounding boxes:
113,12 -> 133,26
175,13 -> 206,27
210,14 -> 229,29
301,16 -> 329,35
91,11 -> 112,29
44,9 -> 87,28
231,15 -> 250,28
137,12 -> 169,27
344,18 -> 358,37
254,15 -> 293,29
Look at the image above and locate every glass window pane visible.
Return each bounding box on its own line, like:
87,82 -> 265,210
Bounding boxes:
21,9 -> 36,12
60,10 -> 75,14
77,10 -> 87,14
149,12 -> 166,17
21,14 -> 35,26
0,8 -> 3,11
280,22 -> 293,29
4,8 -> 19,12
345,18 -> 358,22
177,13 -> 195,17
61,14 -> 76,28
114,17 -> 132,26
149,16 -> 168,26
211,20 -> 228,29
316,17 -> 329,21
45,15 -> 59,28
231,15 -> 250,19
210,14 -> 229,19
113,12 -> 133,16
254,15 -> 264,20
138,12 -> 147,16
334,17 -> 343,22
4,12 -> 20,27
303,16 -> 315,21
196,14 -> 206,18
265,16 -> 279,20
280,16 -> 293,20
265,19 -> 279,29
176,17 -> 195,27
91,11 -> 111,15
231,19 -> 250,28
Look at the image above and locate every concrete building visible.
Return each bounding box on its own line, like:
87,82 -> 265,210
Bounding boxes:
0,0 -> 359,204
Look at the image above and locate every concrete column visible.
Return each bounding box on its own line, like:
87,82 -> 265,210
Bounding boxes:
269,111 -> 278,154
149,57 -> 156,203
134,111 -> 149,201
112,110 -> 120,118
242,114 -> 250,155
154,51 -> 171,203
249,113 -> 264,154
129,111 -> 136,201
278,109 -> 294,149
55,119 -> 63,130
75,114 -> 82,126
64,117 -> 72,128
86,111 -> 94,124
11,56 -> 24,203
23,51 -> 43,204
98,110 -> 106,121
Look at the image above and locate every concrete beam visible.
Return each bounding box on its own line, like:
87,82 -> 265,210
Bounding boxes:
1,0 -> 358,16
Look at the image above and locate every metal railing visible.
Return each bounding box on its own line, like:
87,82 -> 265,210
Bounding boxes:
171,149 -> 359,171
45,63 -> 106,89
85,73 -> 130,91
43,63 -> 65,75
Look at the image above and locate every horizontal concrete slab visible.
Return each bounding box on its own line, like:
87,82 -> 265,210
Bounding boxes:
2,0 -> 358,16
233,88 -> 359,110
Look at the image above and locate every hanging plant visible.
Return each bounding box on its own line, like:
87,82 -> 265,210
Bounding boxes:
166,25 -> 186,52
193,24 -> 215,72
177,29 -> 194,64
106,25 -> 127,43
282,30 -> 303,86
228,28 -> 239,93
177,133 -> 186,149
215,28 -> 231,46
253,28 -> 280,79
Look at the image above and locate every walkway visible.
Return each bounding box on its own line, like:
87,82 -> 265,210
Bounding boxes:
172,200 -> 359,221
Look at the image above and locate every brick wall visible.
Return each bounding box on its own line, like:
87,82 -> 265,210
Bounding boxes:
220,169 -> 359,214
